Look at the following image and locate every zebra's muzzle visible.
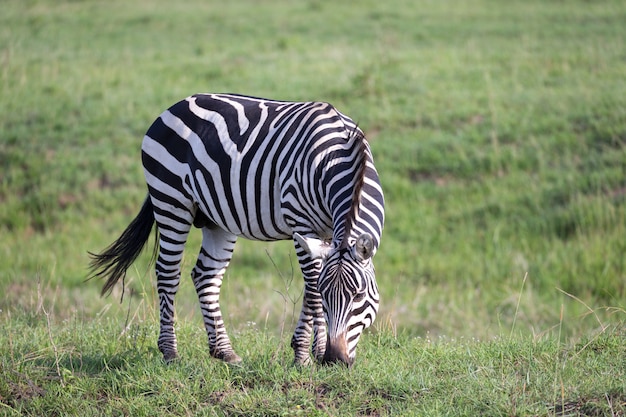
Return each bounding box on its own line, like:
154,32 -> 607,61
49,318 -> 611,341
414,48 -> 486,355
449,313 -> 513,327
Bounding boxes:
321,334 -> 353,366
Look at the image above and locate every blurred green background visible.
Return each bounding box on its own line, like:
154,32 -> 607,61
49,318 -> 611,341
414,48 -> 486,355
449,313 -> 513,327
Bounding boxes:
1,0 -> 624,340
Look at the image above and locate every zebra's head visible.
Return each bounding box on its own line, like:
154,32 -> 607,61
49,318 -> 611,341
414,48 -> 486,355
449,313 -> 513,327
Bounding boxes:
294,124 -> 383,365
295,232 -> 379,366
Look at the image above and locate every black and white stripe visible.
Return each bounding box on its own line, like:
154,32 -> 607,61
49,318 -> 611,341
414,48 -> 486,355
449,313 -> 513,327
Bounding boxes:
90,93 -> 384,366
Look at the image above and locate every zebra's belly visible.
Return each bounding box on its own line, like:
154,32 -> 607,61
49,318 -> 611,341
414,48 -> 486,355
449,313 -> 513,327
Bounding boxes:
207,214 -> 293,242
230,209 -> 293,242
192,177 -> 293,241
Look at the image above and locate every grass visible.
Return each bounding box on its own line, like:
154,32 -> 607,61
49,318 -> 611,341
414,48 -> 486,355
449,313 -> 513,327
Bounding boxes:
1,0 -> 625,414
1,304 -> 624,416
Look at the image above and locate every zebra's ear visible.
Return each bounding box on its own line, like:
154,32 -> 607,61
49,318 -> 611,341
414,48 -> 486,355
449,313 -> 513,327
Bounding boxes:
294,233 -> 331,260
353,233 -> 375,261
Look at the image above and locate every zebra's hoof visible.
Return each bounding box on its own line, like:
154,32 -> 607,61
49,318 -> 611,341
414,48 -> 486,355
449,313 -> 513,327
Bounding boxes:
223,353 -> 242,364
293,355 -> 312,367
212,350 -> 242,364
162,351 -> 179,363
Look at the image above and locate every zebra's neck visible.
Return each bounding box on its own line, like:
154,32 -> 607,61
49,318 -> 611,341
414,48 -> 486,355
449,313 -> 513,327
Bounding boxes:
320,139 -> 383,252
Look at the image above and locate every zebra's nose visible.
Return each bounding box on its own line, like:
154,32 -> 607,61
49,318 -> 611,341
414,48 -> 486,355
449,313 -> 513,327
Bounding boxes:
321,334 -> 353,366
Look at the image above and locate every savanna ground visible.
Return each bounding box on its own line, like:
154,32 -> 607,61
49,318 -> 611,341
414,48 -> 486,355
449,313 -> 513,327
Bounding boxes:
1,0 -> 625,415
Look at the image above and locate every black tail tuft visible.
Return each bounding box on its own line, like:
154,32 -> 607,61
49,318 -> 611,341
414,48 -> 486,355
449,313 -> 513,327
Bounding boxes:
88,197 -> 157,297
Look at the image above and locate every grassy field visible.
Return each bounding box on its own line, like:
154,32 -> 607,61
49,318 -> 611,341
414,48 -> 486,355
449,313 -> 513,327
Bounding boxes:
1,0 -> 625,415
1,314 -> 624,416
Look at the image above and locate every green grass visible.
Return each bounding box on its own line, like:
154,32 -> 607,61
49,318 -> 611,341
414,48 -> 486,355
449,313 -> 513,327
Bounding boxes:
1,0 -> 625,414
1,308 -> 624,416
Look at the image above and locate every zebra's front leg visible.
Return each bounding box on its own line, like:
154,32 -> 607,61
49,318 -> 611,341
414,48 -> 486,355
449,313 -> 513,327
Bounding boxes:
312,309 -> 327,362
291,283 -> 327,365
193,227 -> 241,364
291,236 -> 328,365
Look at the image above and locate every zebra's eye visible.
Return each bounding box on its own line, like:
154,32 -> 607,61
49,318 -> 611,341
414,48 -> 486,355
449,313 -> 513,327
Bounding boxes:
353,291 -> 366,303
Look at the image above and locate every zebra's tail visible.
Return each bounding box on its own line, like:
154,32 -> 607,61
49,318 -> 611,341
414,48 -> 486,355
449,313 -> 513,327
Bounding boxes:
88,196 -> 157,297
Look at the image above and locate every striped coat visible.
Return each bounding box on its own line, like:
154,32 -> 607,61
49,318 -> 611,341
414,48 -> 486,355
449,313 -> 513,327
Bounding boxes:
90,93 -> 384,366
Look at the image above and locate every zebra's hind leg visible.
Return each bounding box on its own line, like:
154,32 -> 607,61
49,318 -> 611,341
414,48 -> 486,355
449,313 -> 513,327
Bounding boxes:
192,227 -> 241,364
154,211 -> 194,362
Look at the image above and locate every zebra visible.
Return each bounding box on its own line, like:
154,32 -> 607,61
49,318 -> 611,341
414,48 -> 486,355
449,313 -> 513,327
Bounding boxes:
89,93 -> 385,366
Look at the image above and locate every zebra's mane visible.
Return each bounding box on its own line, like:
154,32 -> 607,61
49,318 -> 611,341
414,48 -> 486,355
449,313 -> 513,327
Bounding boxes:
339,126 -> 368,250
